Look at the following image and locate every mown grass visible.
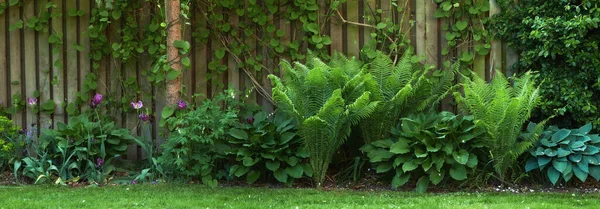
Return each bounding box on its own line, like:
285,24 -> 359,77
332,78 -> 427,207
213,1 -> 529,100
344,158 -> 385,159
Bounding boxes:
0,184 -> 598,209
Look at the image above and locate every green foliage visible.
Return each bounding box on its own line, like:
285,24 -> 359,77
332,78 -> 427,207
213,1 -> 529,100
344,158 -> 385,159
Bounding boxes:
524,123 -> 600,185
454,71 -> 544,181
433,0 -> 492,66
227,111 -> 311,185
34,112 -> 136,184
0,116 -> 20,171
269,55 -> 378,188
359,50 -> 457,143
361,111 -> 485,192
489,0 -> 600,129
158,88 -> 244,187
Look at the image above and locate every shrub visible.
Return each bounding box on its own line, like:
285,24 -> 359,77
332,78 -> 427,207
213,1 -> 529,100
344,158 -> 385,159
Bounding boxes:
227,111 -> 311,185
489,0 -> 600,129
361,111 -> 485,192
0,116 -> 20,170
158,88 -> 244,187
359,50 -> 457,143
453,71 -> 544,182
269,54 -> 378,188
524,123 -> 600,185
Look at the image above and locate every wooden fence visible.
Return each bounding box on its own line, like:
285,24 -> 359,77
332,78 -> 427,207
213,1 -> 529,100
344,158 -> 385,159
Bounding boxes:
0,0 -> 515,159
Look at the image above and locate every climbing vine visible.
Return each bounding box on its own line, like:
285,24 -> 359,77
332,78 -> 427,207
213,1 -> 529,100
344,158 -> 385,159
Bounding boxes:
434,0 -> 493,70
1,0 -> 488,124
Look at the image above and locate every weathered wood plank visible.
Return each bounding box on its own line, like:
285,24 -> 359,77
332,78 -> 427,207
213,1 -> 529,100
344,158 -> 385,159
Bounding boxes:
108,14 -> 122,126
489,0 -> 502,79
9,4 -> 23,127
415,0 -> 425,62
330,0 -> 344,54
193,8 -> 208,102
37,0 -> 52,129
346,0 -> 360,58
227,13 -> 240,92
51,0 -> 65,127
65,0 -> 78,120
0,4 -> 8,111
79,0 -> 91,111
424,0 -> 439,68
24,0 -> 36,128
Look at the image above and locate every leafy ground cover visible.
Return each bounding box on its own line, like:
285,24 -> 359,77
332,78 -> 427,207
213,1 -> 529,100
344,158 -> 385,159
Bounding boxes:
0,184 -> 598,209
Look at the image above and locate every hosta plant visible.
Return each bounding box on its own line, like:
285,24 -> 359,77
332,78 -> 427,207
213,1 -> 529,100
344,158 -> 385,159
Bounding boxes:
269,55 -> 378,188
361,111 -> 485,192
524,123 -> 600,185
359,51 -> 457,143
227,111 -> 311,185
454,71 -> 544,181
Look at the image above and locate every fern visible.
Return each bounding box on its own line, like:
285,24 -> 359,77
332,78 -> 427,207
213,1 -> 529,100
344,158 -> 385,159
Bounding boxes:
358,50 -> 457,143
454,71 -> 543,182
269,55 -> 378,188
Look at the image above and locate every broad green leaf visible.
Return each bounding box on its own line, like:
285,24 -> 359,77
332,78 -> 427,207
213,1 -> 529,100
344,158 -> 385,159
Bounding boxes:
551,129 -> 571,143
537,156 -> 551,167
452,149 -> 469,165
234,165 -> 249,177
402,160 -> 418,172
246,170 -> 260,184
573,166 -> 588,182
429,169 -> 445,185
449,164 -> 467,180
577,124 -> 593,135
389,141 -> 410,154
466,153 -> 478,168
547,167 -> 560,185
589,166 -> 600,181
391,173 -> 410,189
552,160 -> 567,173
415,176 -> 430,193
525,157 -> 538,172
266,160 -> 280,172
557,148 -> 570,158
243,157 -> 258,167
285,165 -> 304,178
274,169 -> 288,183
376,162 -> 393,173
161,106 -> 175,119
455,21 -> 468,31
229,128 -> 249,140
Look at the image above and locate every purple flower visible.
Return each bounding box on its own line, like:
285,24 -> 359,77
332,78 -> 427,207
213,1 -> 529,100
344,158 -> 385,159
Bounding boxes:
139,113 -> 150,122
27,98 -> 38,106
131,179 -> 137,184
96,158 -> 104,167
131,100 -> 143,110
152,180 -> 158,184
177,100 -> 187,109
246,116 -> 255,124
90,93 -> 103,108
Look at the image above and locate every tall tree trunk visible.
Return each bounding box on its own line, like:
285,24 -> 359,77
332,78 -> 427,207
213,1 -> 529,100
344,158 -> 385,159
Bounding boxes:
165,0 -> 182,105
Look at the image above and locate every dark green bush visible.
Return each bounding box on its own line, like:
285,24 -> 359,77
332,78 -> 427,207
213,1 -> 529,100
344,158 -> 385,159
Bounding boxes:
489,0 -> 600,129
361,111 -> 486,192
226,111 -> 311,185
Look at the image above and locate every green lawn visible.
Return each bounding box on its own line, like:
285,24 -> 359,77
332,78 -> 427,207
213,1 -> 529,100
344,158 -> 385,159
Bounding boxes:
0,184 -> 597,209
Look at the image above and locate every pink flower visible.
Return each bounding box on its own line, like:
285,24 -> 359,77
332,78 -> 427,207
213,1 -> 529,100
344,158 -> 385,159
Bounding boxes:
91,93 -> 103,108
131,100 -> 143,110
27,98 -> 38,106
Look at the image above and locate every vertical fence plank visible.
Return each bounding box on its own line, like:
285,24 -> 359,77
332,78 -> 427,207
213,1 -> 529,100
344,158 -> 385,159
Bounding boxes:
65,0 -> 78,121
194,9 -> 208,102
79,0 -> 91,111
489,0 -> 502,79
363,0 -> 376,53
109,16 -> 122,126
24,0 -> 37,128
183,8 -> 193,99
424,0 -> 438,67
227,13 -> 240,92
9,4 -> 23,127
38,0 -> 52,129
138,1 -> 153,159
51,0 -> 65,127
346,0 -> 360,58
414,0 -> 425,61
0,5 -> 7,111
505,44 -> 518,77
330,2 -> 343,54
